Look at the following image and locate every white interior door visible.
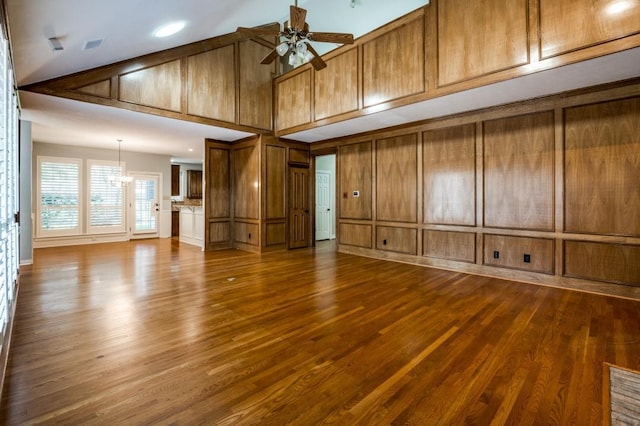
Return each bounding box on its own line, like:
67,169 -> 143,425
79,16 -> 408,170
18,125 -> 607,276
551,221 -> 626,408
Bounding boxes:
130,174 -> 160,237
315,171 -> 332,240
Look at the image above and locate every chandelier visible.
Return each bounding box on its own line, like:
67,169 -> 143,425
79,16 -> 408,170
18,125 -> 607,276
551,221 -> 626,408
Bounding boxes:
108,139 -> 133,187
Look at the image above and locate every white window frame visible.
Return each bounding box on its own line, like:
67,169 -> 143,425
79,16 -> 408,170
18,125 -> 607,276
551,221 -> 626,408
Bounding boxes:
87,159 -> 127,234
36,156 -> 83,238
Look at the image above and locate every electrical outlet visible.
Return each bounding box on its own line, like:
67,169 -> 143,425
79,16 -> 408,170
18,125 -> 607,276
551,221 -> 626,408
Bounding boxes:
493,251 -> 499,259
524,254 -> 531,263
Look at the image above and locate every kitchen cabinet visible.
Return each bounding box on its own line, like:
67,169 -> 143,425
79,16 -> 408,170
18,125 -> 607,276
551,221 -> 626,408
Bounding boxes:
171,211 -> 179,236
187,170 -> 203,199
171,164 -> 180,196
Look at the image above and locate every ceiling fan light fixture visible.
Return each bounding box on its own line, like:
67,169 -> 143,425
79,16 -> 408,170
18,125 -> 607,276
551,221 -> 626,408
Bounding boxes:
295,40 -> 308,54
302,50 -> 314,63
288,51 -> 298,66
276,42 -> 290,56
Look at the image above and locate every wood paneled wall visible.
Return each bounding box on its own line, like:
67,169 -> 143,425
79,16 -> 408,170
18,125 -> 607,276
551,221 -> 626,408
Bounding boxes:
204,136 -> 309,253
376,135 -> 417,223
423,124 -> 476,226
187,46 -> 236,122
363,14 -> 425,107
275,0 -> 640,135
314,80 -> 640,298
23,31 -> 277,134
483,112 -> 555,231
339,141 -> 372,220
205,140 -> 232,250
564,97 -> 640,236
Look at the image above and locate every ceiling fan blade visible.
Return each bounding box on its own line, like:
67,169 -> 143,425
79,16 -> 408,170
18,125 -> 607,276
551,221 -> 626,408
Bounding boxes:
304,43 -> 327,71
260,49 -> 280,65
309,32 -> 355,45
289,5 -> 307,30
236,26 -> 280,37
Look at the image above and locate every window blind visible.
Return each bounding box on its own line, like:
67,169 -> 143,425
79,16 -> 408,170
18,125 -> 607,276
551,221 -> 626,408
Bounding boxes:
39,159 -> 81,235
88,162 -> 124,233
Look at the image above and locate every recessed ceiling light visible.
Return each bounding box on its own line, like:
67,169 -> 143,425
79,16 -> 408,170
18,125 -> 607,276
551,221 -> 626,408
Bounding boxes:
188,148 -> 194,152
605,0 -> 635,15
153,21 -> 186,38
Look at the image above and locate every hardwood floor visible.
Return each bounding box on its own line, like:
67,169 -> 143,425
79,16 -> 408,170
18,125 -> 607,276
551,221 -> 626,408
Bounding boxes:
1,238 -> 639,424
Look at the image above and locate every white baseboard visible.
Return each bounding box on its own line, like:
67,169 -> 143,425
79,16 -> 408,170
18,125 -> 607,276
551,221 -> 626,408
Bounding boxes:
33,233 -> 129,248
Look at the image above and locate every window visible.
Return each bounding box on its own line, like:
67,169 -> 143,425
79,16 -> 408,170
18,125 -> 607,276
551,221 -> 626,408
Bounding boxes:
0,24 -> 19,346
37,157 -> 82,237
88,160 -> 125,233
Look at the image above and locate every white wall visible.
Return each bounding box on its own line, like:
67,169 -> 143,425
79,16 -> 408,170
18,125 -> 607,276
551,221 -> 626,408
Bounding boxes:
32,142 -> 172,245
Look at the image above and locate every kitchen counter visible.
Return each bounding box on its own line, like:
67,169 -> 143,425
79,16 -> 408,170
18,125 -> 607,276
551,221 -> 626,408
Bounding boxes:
177,205 -> 204,248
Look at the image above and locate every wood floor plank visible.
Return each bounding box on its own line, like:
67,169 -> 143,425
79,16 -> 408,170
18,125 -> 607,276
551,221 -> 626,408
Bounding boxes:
1,238 -> 639,424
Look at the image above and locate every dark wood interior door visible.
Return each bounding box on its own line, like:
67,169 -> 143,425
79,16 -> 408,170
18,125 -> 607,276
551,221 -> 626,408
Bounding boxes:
289,165 -> 310,249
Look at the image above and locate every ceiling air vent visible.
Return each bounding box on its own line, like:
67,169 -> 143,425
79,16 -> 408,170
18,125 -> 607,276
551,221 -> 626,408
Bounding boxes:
83,39 -> 103,50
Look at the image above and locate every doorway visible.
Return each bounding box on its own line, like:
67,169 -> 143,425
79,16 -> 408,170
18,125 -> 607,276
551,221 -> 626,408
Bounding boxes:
315,154 -> 336,241
129,173 -> 160,239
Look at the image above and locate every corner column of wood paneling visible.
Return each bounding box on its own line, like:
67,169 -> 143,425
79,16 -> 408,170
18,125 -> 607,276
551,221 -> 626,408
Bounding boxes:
205,139 -> 232,250
205,135 -> 309,253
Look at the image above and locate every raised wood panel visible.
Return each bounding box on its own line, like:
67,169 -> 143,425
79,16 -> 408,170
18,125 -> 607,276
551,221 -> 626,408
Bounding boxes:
265,222 -> 286,246
564,97 -> 640,237
207,146 -> 230,218
376,135 -> 417,223
423,124 -> 476,226
339,142 -> 372,220
265,145 -> 286,219
315,48 -> 359,120
484,234 -> 554,275
209,222 -> 230,243
423,230 -> 476,263
289,166 -> 311,249
339,223 -> 372,248
539,0 -> 640,59
187,46 -> 236,122
289,148 -> 310,164
437,0 -> 529,86
74,80 -> 110,98
483,111 -> 555,231
119,60 -> 182,111
235,222 -> 259,246
564,240 -> 640,286
376,226 -> 417,255
234,144 -> 260,220
277,70 -> 311,130
239,40 -> 273,129
363,16 -> 425,107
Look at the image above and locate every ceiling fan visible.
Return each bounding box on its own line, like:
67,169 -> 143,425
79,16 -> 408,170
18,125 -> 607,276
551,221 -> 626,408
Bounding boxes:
236,1 -> 355,71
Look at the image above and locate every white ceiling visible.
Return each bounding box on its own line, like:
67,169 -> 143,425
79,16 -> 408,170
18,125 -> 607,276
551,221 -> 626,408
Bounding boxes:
7,0 -> 640,162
